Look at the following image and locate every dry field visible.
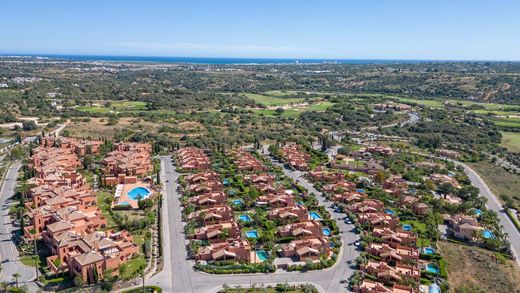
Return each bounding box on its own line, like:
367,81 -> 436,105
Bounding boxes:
65,117 -> 205,140
438,241 -> 520,293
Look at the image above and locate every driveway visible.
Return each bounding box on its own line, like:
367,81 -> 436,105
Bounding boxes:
0,162 -> 38,288
145,155 -> 357,293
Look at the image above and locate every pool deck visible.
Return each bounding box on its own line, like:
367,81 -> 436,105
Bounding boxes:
112,182 -> 154,209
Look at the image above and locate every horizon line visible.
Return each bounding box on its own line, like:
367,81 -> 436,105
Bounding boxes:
1,52 -> 520,63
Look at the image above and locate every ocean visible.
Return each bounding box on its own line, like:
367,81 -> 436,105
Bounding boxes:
0,54 -> 440,65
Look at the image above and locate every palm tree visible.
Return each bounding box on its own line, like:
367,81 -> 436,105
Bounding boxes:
16,180 -> 31,203
0,281 -> 9,292
12,273 -> 20,289
139,269 -> 146,293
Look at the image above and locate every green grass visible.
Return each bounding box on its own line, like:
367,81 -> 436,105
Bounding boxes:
96,190 -> 118,228
400,219 -> 427,234
468,161 -> 520,211
77,101 -> 148,114
392,97 -> 444,108
20,254 -> 39,267
245,93 -> 306,107
501,132 -> 520,152
493,117 -> 520,128
120,255 -> 146,279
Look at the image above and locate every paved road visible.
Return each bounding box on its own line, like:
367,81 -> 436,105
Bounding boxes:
0,162 -> 38,287
145,155 -> 358,293
420,153 -> 520,266
456,161 -> 520,266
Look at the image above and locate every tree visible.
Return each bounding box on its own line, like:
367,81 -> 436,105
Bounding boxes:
0,281 -> 9,292
374,170 -> 389,184
438,182 -> 455,195
73,275 -> 84,288
12,273 -> 20,289
22,120 -> 37,131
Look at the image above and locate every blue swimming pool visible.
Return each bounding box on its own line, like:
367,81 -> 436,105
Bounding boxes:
256,250 -> 268,261
223,179 -> 230,186
426,263 -> 440,274
474,209 -> 482,216
402,224 -> 413,231
246,230 -> 259,238
309,211 -> 323,220
323,228 -> 331,236
422,247 -> 435,255
118,201 -> 131,206
356,189 -> 365,193
238,214 -> 252,222
231,199 -> 243,205
385,209 -> 396,215
482,230 -> 495,239
127,187 -> 151,200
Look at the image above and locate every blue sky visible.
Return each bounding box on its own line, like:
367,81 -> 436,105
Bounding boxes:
1,0 -> 519,60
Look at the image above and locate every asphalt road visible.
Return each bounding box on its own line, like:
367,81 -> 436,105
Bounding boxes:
145,155 -> 358,293
0,162 -> 38,288
420,152 -> 520,266
456,161 -> 520,266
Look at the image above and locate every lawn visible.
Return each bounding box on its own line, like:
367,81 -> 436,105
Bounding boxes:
245,93 -> 306,107
501,132 -> 520,152
438,241 -> 520,293
120,255 -> 146,279
392,97 -> 444,108
493,117 -> 520,128
467,161 -> 520,210
96,190 -> 118,228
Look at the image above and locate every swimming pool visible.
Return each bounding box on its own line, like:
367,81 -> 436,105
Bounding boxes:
422,247 -> 435,255
246,230 -> 259,238
402,224 -> 413,231
118,201 -> 131,206
385,209 -> 396,215
231,199 -> 243,205
356,189 -> 365,193
256,250 -> 268,261
223,179 -> 230,186
482,230 -> 495,239
127,187 -> 151,200
238,214 -> 252,222
322,228 -> 331,236
474,209 -> 482,216
426,263 -> 440,274
309,212 -> 323,220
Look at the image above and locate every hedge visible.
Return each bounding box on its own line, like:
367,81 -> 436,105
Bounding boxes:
122,285 -> 162,293
506,209 -> 520,232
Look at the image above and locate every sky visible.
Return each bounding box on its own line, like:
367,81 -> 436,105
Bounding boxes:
1,0 -> 520,61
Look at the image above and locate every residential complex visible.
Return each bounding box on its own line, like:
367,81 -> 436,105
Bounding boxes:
23,140 -> 140,283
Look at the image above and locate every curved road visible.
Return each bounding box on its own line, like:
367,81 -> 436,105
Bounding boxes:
421,153 -> 520,266
146,156 -> 358,293
455,161 -> 520,266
